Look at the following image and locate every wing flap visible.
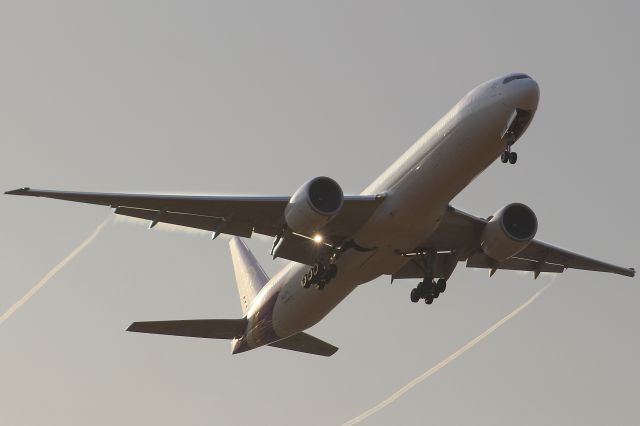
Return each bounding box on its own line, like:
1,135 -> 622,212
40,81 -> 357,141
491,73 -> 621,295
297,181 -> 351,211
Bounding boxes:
391,252 -> 458,280
517,240 -> 635,277
270,232 -> 329,265
268,332 -> 338,357
114,206 -> 253,237
466,252 -> 565,273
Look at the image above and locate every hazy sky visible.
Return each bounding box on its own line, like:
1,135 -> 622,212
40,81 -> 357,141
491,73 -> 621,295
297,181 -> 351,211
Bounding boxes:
1,1 -> 638,425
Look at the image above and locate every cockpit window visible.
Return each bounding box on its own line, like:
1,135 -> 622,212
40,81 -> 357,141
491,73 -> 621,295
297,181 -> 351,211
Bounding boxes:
502,74 -> 530,84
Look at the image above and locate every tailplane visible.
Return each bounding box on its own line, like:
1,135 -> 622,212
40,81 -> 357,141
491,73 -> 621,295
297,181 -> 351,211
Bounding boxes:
269,332 -> 338,357
126,237 -> 339,356
127,318 -> 247,339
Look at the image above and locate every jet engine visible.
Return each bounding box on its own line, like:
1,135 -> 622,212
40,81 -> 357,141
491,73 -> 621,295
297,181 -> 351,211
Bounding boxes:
284,177 -> 344,235
481,203 -> 538,261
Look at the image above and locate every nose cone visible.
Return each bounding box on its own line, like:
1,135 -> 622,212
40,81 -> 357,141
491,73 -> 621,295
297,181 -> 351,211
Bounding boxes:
504,77 -> 539,111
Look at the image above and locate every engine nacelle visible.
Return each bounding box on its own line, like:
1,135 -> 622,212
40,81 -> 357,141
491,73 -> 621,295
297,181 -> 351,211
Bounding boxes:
481,203 -> 538,261
284,177 -> 344,235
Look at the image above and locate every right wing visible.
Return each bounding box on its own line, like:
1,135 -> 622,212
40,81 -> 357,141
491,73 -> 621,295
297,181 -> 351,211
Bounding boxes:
402,205 -> 635,278
5,187 -> 383,265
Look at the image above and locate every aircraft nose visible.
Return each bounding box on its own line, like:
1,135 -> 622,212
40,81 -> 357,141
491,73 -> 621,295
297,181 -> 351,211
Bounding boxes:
506,77 -> 540,111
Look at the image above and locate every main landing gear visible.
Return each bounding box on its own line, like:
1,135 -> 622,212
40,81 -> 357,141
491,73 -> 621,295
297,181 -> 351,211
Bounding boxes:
407,249 -> 448,305
410,278 -> 447,304
301,262 -> 338,290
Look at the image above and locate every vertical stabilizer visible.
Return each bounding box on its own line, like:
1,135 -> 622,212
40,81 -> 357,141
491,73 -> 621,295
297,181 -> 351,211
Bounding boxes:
229,237 -> 269,314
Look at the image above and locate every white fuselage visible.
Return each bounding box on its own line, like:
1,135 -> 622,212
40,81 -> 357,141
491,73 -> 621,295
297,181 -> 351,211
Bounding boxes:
237,74 -> 540,351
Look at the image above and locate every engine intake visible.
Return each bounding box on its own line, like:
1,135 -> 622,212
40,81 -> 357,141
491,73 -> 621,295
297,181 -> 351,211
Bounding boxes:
284,177 -> 344,235
481,203 -> 538,261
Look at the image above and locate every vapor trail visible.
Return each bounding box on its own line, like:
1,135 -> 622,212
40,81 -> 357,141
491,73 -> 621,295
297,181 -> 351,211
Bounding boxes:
0,218 -> 110,325
343,281 -> 553,425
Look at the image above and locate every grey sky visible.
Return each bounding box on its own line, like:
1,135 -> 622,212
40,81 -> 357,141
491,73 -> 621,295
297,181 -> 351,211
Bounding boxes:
1,1 -> 638,425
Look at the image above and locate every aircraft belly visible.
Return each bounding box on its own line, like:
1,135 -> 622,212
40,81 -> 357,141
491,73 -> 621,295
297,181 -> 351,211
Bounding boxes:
356,102 -> 510,252
248,99 -> 516,347
269,248 -> 404,337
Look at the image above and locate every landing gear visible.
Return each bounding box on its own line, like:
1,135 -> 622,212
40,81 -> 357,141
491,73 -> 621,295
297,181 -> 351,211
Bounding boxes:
301,262 -> 337,290
501,143 -> 517,165
411,278 -> 446,305
406,250 -> 449,306
501,149 -> 517,164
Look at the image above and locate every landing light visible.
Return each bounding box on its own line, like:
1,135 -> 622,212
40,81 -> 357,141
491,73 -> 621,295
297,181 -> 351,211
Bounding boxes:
313,234 -> 323,243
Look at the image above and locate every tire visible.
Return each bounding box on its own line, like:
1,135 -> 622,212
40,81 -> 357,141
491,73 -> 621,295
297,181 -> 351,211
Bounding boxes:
425,297 -> 433,305
301,275 -> 309,288
410,288 -> 420,303
328,264 -> 338,279
509,152 -> 517,164
501,151 -> 509,163
436,278 -> 447,293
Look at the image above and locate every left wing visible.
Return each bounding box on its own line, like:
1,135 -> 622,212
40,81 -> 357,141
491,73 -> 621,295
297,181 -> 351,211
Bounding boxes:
5,187 -> 383,265
399,205 -> 635,279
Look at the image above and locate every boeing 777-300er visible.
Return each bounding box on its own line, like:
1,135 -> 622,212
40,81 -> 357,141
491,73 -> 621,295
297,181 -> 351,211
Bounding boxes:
6,73 -> 635,356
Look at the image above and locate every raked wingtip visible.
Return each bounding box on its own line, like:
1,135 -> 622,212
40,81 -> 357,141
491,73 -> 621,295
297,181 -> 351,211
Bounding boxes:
5,187 -> 31,195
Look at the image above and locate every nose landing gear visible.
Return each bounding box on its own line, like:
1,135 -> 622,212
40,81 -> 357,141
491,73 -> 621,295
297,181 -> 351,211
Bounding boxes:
501,146 -> 517,164
501,132 -> 518,165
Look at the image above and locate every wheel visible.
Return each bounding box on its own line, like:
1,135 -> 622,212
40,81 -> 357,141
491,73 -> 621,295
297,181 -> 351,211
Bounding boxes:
312,263 -> 319,276
509,152 -> 517,164
410,288 -> 420,303
316,282 -> 325,290
436,278 -> 447,293
501,151 -> 509,163
327,264 -> 338,279
425,297 -> 433,305
301,275 -> 309,288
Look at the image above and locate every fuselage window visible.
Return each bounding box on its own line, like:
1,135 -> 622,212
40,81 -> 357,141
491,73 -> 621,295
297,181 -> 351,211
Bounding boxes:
503,74 -> 530,84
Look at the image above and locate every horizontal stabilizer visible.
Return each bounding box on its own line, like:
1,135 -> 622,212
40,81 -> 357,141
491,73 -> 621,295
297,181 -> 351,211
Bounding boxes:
127,318 -> 247,340
269,332 -> 338,357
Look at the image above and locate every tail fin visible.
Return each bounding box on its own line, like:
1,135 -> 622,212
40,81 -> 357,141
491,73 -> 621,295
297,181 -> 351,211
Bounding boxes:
229,237 -> 269,314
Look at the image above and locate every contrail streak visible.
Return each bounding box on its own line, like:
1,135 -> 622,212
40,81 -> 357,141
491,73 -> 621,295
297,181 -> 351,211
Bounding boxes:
343,281 -> 553,425
0,218 -> 110,325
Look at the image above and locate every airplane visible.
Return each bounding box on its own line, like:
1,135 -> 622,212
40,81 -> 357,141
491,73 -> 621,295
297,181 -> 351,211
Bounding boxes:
6,73 -> 635,357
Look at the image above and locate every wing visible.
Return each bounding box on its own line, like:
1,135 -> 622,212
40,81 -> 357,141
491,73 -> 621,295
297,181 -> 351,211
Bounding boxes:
399,205 -> 635,279
5,187 -> 383,265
